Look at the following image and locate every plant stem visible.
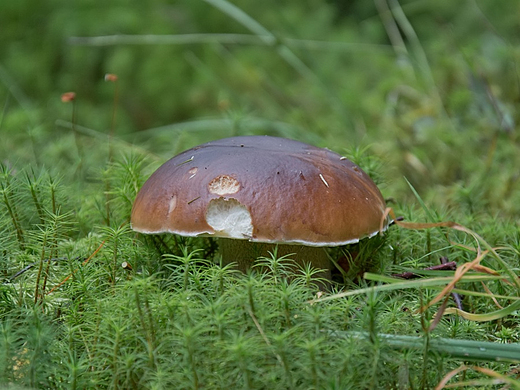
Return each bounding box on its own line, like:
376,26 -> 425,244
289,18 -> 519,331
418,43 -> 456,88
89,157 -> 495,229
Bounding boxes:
34,233 -> 47,304
25,169 -> 45,224
1,183 -> 25,250
112,233 -> 118,288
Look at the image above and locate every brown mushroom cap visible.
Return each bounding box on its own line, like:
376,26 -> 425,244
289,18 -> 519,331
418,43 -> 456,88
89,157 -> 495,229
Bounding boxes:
131,136 -> 389,246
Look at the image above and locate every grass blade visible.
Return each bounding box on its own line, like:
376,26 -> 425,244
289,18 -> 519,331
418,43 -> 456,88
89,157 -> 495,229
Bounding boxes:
334,331 -> 520,364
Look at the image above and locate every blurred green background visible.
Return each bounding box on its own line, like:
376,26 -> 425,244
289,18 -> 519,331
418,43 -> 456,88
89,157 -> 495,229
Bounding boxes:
2,2 -> 520,388
1,0 -> 520,215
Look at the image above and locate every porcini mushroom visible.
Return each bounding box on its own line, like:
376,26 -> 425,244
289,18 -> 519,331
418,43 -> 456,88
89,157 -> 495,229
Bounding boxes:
131,136 -> 389,279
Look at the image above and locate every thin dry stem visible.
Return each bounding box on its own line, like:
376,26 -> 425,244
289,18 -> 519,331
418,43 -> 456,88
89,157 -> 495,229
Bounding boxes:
47,240 -> 105,295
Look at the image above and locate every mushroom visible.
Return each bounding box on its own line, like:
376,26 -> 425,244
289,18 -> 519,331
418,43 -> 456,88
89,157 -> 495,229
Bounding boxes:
131,136 -> 389,279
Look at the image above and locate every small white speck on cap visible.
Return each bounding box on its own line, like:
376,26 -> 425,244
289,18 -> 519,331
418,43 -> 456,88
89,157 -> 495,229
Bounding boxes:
319,174 -> 329,188
188,167 -> 198,179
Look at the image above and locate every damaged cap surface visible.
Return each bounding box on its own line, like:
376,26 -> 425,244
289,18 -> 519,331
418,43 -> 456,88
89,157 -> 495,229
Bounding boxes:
131,135 -> 389,246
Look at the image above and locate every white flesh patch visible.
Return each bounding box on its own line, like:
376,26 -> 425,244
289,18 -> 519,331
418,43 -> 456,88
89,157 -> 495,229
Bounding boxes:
208,175 -> 240,195
206,198 -> 252,239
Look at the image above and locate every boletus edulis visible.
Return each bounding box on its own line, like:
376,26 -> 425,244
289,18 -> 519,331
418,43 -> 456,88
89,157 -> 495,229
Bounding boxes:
131,136 -> 389,279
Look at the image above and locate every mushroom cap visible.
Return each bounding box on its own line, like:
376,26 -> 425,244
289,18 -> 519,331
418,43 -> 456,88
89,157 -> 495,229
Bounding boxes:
131,136 -> 389,246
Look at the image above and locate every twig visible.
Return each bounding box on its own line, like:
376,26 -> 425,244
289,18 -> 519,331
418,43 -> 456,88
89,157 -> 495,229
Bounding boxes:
6,256 -> 79,283
388,216 -> 404,226
46,241 -> 105,295
440,256 -> 464,311
393,257 -> 464,311
392,261 -> 457,279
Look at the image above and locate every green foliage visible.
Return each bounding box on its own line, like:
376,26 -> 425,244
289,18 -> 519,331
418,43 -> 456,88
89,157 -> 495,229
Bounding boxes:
1,0 -> 520,388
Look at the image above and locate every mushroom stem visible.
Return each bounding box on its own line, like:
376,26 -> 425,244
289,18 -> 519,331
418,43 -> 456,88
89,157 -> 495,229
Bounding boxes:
218,238 -> 332,280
